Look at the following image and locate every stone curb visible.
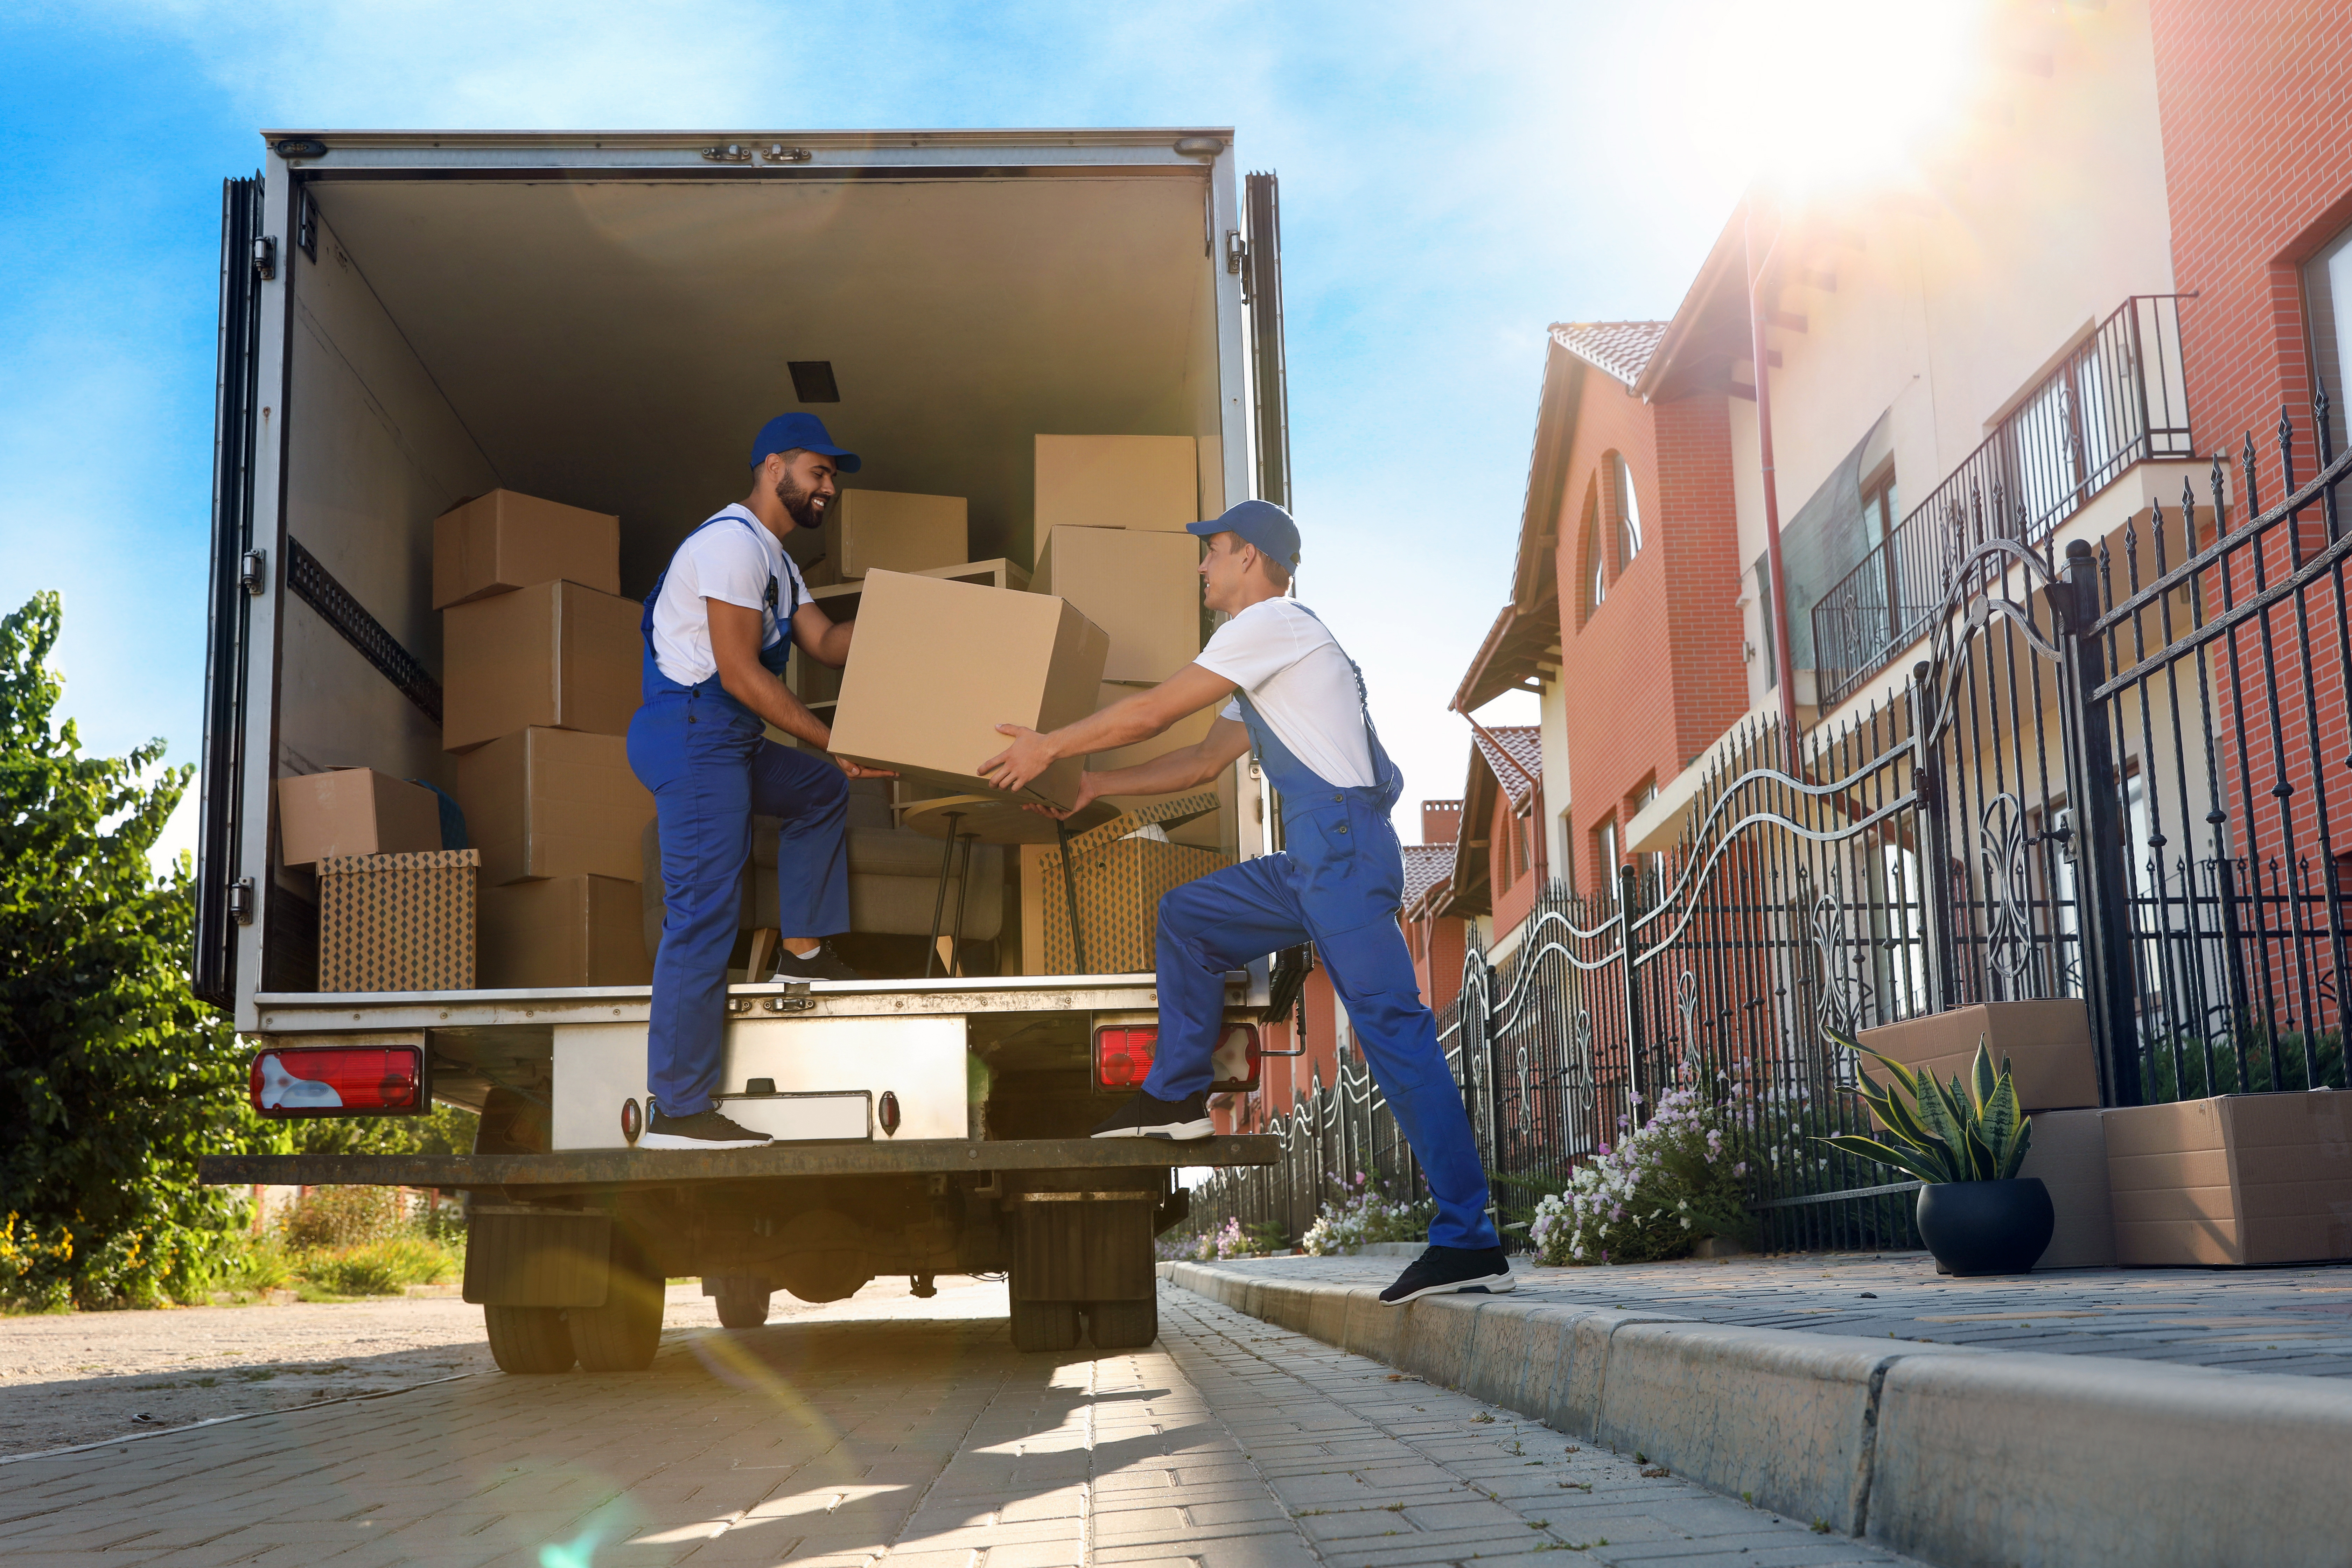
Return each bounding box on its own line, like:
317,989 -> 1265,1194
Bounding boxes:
1158,1259 -> 2352,1567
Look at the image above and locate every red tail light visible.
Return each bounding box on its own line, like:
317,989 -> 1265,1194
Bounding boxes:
250,1046 -> 424,1116
1095,1026 -> 1156,1088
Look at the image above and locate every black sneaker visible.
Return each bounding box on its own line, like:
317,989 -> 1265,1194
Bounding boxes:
638,1106 -> 774,1151
770,942 -> 862,982
1088,1089 -> 1213,1141
1378,1245 -> 1517,1306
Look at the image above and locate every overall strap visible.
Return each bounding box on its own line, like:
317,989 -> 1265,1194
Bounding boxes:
1284,602 -> 1385,756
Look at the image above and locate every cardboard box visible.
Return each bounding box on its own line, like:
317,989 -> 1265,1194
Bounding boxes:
441,579 -> 643,753
2106,1091 -> 2352,1266
479,875 -> 652,989
828,570 -> 1109,808
317,849 -> 478,992
454,727 -> 654,887
2017,1108 -> 2115,1270
1034,526 -> 1202,683
433,489 -> 620,609
1036,794 -> 1227,974
1084,682 -> 1226,848
1034,435 -> 1199,552
823,490 -> 969,580
278,768 -> 445,868
1856,1000 -> 2099,1113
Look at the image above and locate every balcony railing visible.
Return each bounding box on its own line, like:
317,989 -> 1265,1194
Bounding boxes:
1810,294 -> 2192,708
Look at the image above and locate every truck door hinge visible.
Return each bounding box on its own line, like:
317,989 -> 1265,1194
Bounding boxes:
762,144 -> 814,164
252,236 -> 276,281
762,983 -> 815,1014
701,143 -> 754,163
1225,230 -> 1248,276
227,879 -> 255,924
240,549 -> 268,596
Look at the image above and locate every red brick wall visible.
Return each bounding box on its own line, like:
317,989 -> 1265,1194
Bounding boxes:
1489,782 -> 1547,939
1553,379 -> 1748,894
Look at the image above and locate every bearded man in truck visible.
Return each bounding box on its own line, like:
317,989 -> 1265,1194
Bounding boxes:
978,499 -> 1512,1305
626,413 -> 890,1152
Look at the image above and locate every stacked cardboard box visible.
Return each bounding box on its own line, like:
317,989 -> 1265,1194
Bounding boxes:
433,489 -> 651,988
1030,794 -> 1227,975
279,769 -> 444,867
1034,527 -> 1202,684
317,849 -> 479,992
822,490 -> 969,581
2106,1091 -> 2352,1266
1033,435 -> 1198,553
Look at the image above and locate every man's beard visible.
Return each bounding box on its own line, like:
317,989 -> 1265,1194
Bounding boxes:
778,473 -> 827,530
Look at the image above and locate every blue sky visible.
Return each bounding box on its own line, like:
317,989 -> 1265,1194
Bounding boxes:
1,0 -> 1777,865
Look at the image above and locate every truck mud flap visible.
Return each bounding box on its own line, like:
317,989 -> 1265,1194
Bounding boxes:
1009,1191 -> 1156,1304
463,1206 -> 611,1307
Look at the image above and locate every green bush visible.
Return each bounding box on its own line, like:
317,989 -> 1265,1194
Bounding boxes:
301,1236 -> 460,1297
279,1186 -> 407,1251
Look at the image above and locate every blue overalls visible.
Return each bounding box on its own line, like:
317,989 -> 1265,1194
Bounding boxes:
626,511 -> 850,1117
1146,624 -> 1499,1251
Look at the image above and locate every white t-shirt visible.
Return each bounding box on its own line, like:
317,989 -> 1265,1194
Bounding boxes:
649,505 -> 807,686
1195,598 -> 1378,788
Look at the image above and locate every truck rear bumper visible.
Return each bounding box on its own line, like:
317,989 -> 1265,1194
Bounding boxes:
197,1134 -> 1278,1194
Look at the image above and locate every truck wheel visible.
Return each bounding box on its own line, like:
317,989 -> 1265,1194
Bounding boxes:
570,1243 -> 664,1372
1008,1296 -> 1080,1353
483,1305 -> 575,1373
714,1280 -> 771,1329
1085,1296 -> 1157,1351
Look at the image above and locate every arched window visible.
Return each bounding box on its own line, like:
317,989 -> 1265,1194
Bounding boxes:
1614,453 -> 1643,565
1586,507 -> 1607,614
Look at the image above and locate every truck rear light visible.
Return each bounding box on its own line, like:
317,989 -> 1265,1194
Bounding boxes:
250,1046 -> 424,1116
1095,1026 -> 1156,1088
1210,1023 -> 1261,1091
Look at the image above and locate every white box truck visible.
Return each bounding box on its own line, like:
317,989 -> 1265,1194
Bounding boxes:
193,127 -> 1304,1370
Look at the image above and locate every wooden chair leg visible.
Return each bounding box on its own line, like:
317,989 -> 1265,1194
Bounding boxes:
746,928 -> 780,981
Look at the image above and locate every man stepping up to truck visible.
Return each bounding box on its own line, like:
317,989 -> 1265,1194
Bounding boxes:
981,499 -> 1512,1304
628,413 -> 892,1152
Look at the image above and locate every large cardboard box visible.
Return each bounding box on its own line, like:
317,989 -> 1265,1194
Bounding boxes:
1034,435 -> 1198,552
1034,526 -> 1202,683
828,570 -> 1109,808
1036,795 -> 1227,974
278,768 -> 444,868
442,579 -> 642,753
824,490 -> 969,580
1856,1000 -> 2099,1113
2017,1108 -> 2116,1269
479,875 -> 652,989
317,849 -> 478,992
454,727 -> 654,888
2106,1091 -> 2352,1266
433,489 -> 620,609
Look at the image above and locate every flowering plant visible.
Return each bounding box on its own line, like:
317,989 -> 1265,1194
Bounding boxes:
1156,1214 -> 1285,1261
1526,1087 -> 1756,1266
1300,1172 -> 1430,1255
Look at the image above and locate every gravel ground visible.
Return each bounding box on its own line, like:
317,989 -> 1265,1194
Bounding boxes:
0,1275 -> 951,1459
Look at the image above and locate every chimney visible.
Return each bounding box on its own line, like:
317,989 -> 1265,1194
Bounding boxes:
1420,799 -> 1464,846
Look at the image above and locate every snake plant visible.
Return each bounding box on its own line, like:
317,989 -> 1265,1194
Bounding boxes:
1819,1029 -> 2032,1184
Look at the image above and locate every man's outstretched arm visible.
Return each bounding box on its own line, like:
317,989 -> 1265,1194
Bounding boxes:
977,663 -> 1237,794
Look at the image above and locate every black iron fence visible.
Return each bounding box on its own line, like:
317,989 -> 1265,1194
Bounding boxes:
1813,295 -> 2193,710
1187,399 -> 2351,1258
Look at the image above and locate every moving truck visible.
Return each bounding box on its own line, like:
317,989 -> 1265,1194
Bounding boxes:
192,128 -> 1301,1370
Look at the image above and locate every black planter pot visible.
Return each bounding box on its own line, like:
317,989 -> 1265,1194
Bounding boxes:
1914,1178 -> 2054,1276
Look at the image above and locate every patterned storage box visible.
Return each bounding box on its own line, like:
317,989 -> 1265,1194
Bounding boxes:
1037,794 -> 1227,975
317,848 -> 479,992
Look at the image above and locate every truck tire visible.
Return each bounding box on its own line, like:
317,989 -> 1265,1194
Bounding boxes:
483,1305 -> 575,1373
569,1242 -> 664,1372
714,1280 -> 771,1329
1008,1296 -> 1080,1353
1085,1296 -> 1157,1351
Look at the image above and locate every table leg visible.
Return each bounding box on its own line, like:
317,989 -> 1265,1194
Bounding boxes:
1054,817 -> 1087,975
925,812 -> 965,979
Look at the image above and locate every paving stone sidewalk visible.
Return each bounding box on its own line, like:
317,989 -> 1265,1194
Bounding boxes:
1213,1250 -> 2352,1376
0,1278 -> 1925,1568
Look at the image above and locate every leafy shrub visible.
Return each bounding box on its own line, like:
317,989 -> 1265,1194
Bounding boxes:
301,1236 -> 459,1297
1527,1087 -> 1755,1266
220,1233 -> 296,1294
279,1186 -> 407,1251
1300,1174 -> 1429,1255
1159,1216 -> 1285,1261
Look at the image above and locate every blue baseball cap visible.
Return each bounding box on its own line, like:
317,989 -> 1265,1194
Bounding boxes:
749,412 -> 861,473
1187,498 -> 1301,569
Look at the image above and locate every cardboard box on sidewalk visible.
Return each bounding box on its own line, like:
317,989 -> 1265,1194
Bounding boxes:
479,875 -> 651,989
823,490 -> 969,580
441,579 -> 643,753
432,489 -> 620,609
1034,526 -> 1202,683
278,768 -> 445,868
2105,1091 -> 2352,1266
317,849 -> 478,992
1035,794 -> 1227,974
2018,1108 -> 2116,1270
828,570 -> 1109,808
1856,1000 -> 2100,1113
1034,435 -> 1198,552
454,727 -> 654,887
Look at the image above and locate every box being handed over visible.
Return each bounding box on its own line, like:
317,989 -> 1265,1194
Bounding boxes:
827,570 -> 1108,808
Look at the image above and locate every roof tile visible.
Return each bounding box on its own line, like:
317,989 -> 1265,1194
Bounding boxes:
1549,320 -> 1671,389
